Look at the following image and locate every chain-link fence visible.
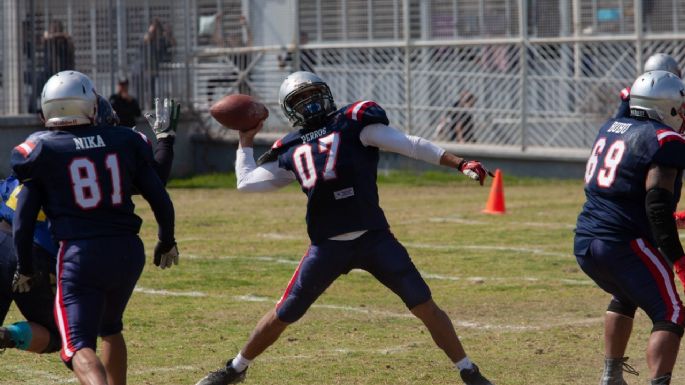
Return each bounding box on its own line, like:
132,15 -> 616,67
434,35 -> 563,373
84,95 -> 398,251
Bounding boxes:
2,0 -> 685,152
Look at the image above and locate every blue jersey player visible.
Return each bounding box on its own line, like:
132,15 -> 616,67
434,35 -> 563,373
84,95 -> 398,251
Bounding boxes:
196,71 -> 495,385
10,70 -> 178,385
575,70 -> 685,385
0,95 -> 180,357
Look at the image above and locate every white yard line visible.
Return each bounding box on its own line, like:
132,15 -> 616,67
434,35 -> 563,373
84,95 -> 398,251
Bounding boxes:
403,242 -> 569,258
231,295 -> 602,331
134,286 -> 207,297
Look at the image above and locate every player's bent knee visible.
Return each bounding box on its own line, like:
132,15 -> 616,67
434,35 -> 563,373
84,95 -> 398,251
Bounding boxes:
607,299 -> 637,318
652,320 -> 684,338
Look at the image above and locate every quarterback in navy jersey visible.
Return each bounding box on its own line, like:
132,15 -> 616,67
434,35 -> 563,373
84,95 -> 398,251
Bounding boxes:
196,71 -> 495,385
0,95 -> 180,357
575,71 -> 685,385
10,71 -> 178,385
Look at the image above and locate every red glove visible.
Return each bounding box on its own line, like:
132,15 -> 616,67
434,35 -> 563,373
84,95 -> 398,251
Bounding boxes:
458,160 -> 494,186
674,258 -> 685,291
675,211 -> 685,229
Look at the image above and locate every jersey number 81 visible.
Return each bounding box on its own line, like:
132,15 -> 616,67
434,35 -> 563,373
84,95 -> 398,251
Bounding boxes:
68,154 -> 122,209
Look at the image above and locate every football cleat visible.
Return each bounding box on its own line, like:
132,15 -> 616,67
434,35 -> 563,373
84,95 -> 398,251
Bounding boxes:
459,364 -> 494,385
195,363 -> 247,385
600,356 -> 638,385
0,327 -> 16,351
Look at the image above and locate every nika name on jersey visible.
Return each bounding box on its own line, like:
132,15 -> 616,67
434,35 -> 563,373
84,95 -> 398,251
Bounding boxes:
73,135 -> 106,150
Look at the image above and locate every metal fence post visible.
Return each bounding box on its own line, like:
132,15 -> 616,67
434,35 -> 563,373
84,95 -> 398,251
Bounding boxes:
518,0 -> 528,151
293,0 -> 301,72
403,0 -> 412,133
183,0 -> 191,104
635,0 -> 643,74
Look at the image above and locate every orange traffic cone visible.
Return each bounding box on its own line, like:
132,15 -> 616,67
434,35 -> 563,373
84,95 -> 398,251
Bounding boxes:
482,169 -> 506,215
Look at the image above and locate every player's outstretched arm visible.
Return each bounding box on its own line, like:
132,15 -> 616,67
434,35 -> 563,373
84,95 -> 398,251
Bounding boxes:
359,123 -> 493,185
11,182 -> 43,292
235,120 -> 296,192
144,98 -> 181,185
135,161 -> 178,269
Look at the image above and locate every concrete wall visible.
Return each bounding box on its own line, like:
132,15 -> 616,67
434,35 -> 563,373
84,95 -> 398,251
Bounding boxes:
0,116 -> 588,180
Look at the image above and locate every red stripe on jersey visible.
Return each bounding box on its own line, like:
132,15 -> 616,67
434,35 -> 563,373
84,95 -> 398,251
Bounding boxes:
272,138 -> 283,149
619,87 -> 630,101
14,141 -> 36,157
656,129 -> 685,146
276,247 -> 310,309
54,241 -> 78,362
345,102 -> 362,120
631,239 -> 684,324
355,101 -> 377,121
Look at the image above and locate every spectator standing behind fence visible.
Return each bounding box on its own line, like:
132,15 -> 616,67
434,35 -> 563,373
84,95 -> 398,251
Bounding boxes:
109,77 -> 142,128
435,92 -> 476,143
143,18 -> 175,103
42,20 -> 75,79
206,13 -> 253,103
278,32 -> 316,73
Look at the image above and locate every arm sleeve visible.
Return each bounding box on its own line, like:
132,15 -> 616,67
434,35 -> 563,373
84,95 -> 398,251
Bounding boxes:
645,187 -> 684,264
152,136 -> 175,185
134,136 -> 175,244
359,123 -> 445,165
236,147 -> 295,192
12,182 -> 43,275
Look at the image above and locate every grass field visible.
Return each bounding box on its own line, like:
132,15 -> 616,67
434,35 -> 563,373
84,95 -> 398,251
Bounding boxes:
2,172 -> 683,384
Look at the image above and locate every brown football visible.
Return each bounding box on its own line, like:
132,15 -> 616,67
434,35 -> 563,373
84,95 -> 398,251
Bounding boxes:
209,94 -> 269,131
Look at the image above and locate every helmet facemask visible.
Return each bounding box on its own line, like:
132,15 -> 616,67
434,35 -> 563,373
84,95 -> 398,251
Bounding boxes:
283,83 -> 335,130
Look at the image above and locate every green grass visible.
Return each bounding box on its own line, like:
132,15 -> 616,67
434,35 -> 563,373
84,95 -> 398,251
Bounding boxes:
1,176 -> 680,384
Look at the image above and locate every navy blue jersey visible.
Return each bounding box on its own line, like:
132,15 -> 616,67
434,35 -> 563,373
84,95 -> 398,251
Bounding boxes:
11,125 -> 173,243
575,117 -> 685,255
275,100 -> 390,243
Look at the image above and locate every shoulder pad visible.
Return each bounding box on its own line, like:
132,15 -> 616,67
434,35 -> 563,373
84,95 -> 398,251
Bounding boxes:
653,128 -> 685,169
11,134 -> 47,183
619,87 -> 630,101
344,101 -> 389,126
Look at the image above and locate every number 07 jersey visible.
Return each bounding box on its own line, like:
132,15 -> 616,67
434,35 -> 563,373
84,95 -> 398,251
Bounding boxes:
275,101 -> 391,243
11,125 -> 161,241
574,117 -> 685,255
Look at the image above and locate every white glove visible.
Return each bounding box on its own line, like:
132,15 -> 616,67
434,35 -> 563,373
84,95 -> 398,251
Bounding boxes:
145,98 -> 181,139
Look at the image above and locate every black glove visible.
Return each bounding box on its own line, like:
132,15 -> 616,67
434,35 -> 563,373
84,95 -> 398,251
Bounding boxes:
154,241 -> 179,269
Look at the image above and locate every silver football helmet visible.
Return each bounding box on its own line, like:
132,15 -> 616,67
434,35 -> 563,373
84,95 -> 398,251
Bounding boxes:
644,53 -> 681,78
278,71 -> 336,129
41,70 -> 97,127
630,70 -> 685,132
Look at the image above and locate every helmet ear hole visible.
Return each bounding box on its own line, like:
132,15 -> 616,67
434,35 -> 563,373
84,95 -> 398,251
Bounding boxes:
672,108 -> 678,116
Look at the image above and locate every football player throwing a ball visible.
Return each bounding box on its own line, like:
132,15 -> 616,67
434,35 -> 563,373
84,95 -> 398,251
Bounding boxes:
195,71 -> 495,385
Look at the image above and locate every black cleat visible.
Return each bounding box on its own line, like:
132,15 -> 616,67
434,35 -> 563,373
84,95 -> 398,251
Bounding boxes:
0,327 -> 16,351
195,363 -> 247,385
459,364 -> 494,385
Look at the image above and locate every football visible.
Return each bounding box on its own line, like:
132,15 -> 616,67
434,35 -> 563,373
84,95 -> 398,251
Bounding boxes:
209,94 -> 269,131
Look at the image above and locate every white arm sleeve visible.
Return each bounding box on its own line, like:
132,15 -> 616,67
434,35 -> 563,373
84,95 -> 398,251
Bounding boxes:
235,147 -> 296,192
359,123 -> 446,165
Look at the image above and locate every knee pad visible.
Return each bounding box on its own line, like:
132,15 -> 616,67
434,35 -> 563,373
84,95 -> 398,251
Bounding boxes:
7,321 -> 32,350
607,299 -> 636,318
41,331 -> 61,354
652,321 -> 684,338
